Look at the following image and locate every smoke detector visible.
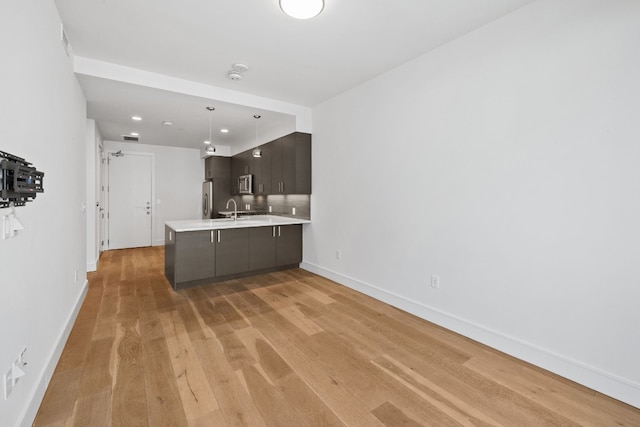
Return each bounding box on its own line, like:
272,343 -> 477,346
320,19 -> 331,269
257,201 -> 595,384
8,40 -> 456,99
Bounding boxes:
227,70 -> 243,80
227,63 -> 249,81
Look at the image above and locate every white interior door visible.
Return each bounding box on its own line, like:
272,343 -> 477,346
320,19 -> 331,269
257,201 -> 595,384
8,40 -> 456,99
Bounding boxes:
107,152 -> 153,249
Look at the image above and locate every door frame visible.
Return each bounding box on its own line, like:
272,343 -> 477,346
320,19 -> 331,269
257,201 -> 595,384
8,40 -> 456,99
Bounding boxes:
103,149 -> 156,250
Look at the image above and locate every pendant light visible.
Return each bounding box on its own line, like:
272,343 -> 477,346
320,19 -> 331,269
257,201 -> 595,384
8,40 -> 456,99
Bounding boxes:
252,115 -> 262,158
204,106 -> 216,154
279,0 -> 324,19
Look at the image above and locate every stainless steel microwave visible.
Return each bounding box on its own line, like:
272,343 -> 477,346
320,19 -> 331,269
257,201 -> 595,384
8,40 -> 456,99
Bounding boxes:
238,174 -> 253,194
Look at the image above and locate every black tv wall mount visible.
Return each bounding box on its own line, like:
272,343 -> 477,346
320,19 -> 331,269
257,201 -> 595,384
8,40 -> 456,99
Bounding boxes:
0,150 -> 45,208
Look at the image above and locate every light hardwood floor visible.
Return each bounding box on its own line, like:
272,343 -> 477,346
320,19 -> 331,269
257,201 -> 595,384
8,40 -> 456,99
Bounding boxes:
34,247 -> 639,426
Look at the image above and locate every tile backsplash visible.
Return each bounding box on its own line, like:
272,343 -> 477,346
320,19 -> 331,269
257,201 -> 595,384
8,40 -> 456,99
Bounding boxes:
232,194 -> 310,219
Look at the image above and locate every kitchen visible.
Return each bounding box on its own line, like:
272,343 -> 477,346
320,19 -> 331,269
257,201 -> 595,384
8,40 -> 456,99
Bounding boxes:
165,131 -> 312,289
2,1 -> 640,426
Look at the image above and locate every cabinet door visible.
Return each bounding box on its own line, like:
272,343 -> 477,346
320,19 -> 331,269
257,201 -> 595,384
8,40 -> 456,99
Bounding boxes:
253,143 -> 272,195
276,224 -> 302,266
248,226 -> 276,270
270,133 -> 311,195
175,230 -> 216,283
205,157 -> 213,180
270,136 -> 283,193
294,133 -> 312,194
164,226 -> 176,286
205,156 -> 230,181
215,228 -> 249,276
280,134 -> 297,194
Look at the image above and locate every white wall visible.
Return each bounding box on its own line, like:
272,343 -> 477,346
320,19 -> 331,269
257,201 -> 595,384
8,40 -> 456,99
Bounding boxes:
303,0 -> 640,408
103,140 -> 203,246
0,2 -> 88,426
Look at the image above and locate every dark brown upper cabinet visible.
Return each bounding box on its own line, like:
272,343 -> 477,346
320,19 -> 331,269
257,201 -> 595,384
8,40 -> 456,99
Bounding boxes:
228,131 -> 311,196
271,132 -> 311,195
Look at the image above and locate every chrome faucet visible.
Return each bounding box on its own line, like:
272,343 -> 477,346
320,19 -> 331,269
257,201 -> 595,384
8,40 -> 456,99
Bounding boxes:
226,199 -> 238,221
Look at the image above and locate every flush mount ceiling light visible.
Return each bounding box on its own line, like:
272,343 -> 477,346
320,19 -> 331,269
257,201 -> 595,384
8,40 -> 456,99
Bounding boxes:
131,115 -> 142,121
162,121 -> 173,126
279,0 -> 324,19
220,129 -> 229,133
130,132 -> 139,136
252,115 -> 262,158
204,106 -> 216,153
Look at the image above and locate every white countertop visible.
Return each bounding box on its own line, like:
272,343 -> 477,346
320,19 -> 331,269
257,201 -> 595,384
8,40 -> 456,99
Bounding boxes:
165,215 -> 311,232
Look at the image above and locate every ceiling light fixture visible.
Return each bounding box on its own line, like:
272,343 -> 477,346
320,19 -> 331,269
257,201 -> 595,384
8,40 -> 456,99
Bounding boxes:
204,106 -> 216,154
279,0 -> 324,19
130,132 -> 139,136
220,129 -> 229,133
162,121 -> 173,126
131,115 -> 142,121
252,115 -> 262,158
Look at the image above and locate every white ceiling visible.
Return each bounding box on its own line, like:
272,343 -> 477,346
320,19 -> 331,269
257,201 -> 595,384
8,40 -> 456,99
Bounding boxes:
54,0 -> 534,151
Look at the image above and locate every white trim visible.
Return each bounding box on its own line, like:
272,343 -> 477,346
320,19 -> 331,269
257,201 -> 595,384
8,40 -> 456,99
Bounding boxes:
299,261 -> 640,409
19,279 -> 89,427
87,253 -> 99,272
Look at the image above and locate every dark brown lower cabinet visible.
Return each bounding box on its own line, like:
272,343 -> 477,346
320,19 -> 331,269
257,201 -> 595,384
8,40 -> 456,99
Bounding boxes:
215,228 -> 249,277
276,225 -> 303,266
165,224 -> 303,290
248,226 -> 277,270
175,230 -> 216,283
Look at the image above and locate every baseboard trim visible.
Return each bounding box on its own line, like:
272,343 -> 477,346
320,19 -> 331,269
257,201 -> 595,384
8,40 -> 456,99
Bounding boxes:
20,279 -> 89,427
300,261 -> 640,409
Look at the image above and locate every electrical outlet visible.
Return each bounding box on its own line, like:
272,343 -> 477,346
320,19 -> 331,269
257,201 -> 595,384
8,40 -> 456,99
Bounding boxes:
292,207 -> 296,215
336,250 -> 342,260
3,368 -> 12,400
268,206 -> 272,213
431,275 -> 440,289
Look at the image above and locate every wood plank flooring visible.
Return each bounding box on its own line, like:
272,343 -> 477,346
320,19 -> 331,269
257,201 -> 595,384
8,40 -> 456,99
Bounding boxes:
34,246 -> 640,426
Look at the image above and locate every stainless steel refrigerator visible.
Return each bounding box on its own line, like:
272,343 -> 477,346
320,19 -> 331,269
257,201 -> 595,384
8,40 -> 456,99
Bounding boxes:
202,181 -> 214,219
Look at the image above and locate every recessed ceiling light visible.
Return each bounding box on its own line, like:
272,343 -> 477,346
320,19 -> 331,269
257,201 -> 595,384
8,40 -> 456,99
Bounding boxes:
131,116 -> 142,121
203,140 -> 211,145
162,121 -> 173,126
220,129 -> 229,133
130,132 -> 139,136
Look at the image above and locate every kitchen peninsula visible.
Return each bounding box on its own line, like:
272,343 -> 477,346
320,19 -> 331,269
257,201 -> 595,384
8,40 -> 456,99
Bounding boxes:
164,215 -> 310,290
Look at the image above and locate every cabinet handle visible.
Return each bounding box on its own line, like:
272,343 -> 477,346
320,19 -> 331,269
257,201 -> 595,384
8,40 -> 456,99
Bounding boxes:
217,230 -> 221,242
278,226 -> 281,237
210,230 -> 214,243
169,231 -> 172,241
272,226 -> 276,238
281,182 -> 284,192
